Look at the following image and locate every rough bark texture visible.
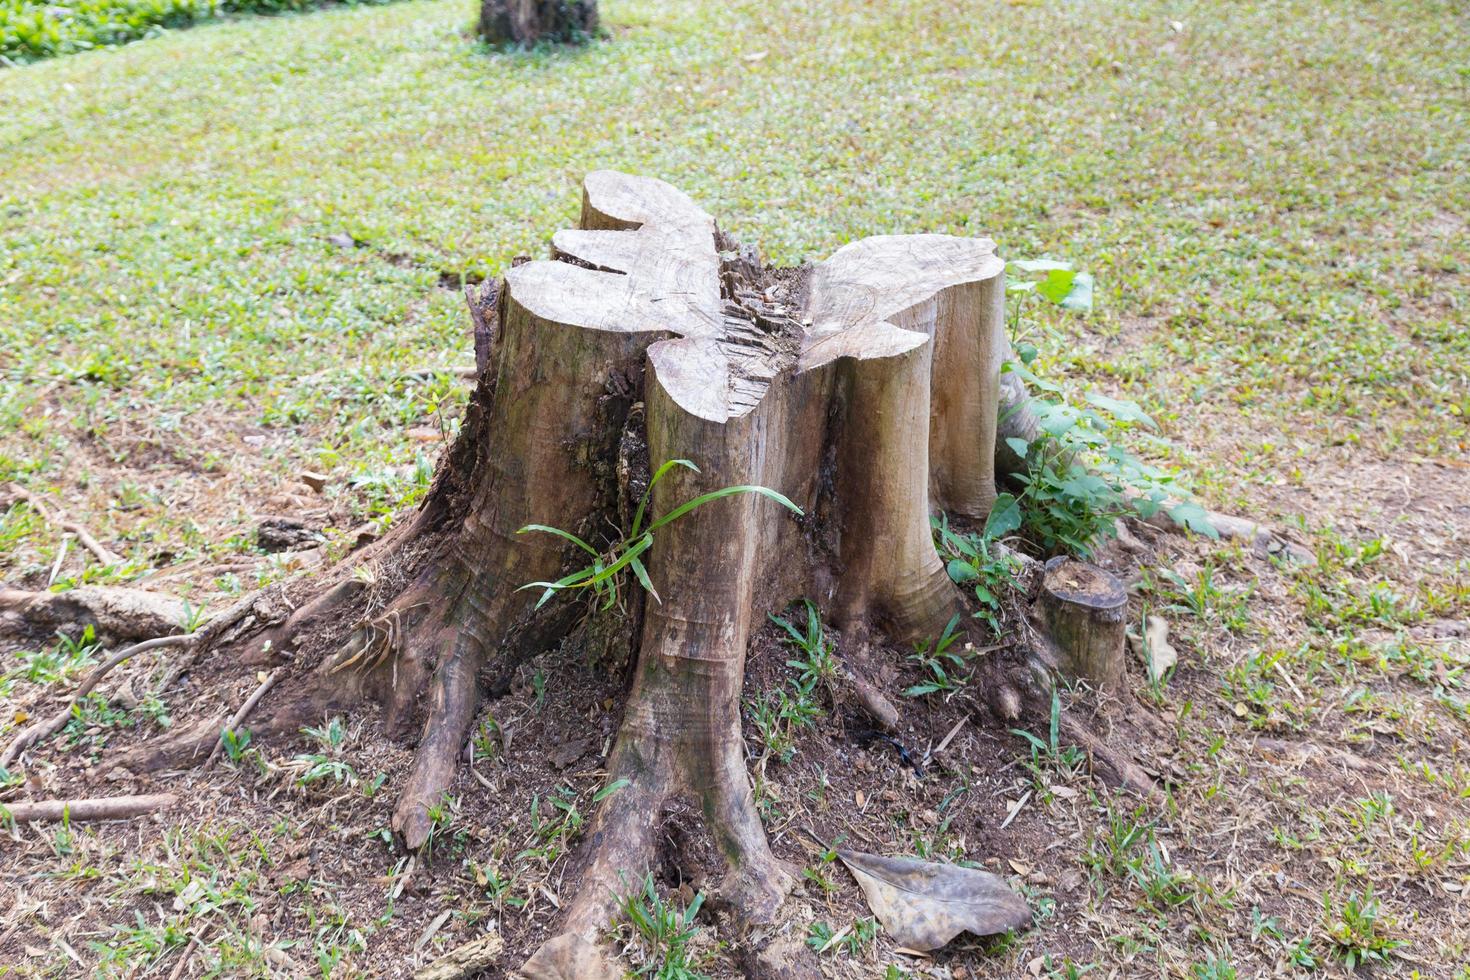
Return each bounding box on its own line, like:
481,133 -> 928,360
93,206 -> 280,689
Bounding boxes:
479,0 -> 597,46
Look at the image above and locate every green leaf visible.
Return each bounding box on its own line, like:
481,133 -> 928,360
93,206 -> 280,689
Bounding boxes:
983,493 -> 1022,539
1059,271 -> 1094,313
645,484 -> 802,533
628,556 -> 661,604
516,524 -> 598,556
592,777 -> 631,802
946,559 -> 979,584
1034,268 -> 1078,305
1005,436 -> 1030,459
1084,392 -> 1157,430
632,458 -> 699,536
1003,359 -> 1062,393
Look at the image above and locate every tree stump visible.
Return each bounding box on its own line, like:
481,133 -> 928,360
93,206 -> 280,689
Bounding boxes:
1035,556 -> 1128,693
479,0 -> 597,46
114,172 -> 1044,976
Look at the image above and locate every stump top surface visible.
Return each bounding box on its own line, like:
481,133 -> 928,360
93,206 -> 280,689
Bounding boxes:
1041,557 -> 1127,609
504,171 -> 1005,423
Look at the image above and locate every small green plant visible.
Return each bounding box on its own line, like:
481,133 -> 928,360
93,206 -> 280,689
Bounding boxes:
1322,887 -> 1405,969
471,715 -> 501,761
1190,956 -> 1236,980
747,684 -> 820,764
614,873 -> 709,979
293,717 -> 359,788
51,807 -> 74,857
178,598 -> 208,633
904,614 -> 967,697
518,458 -> 800,610
748,602 -> 831,762
1081,801 -> 1155,883
934,513 -> 1021,633
518,785 -> 585,865
220,726 -> 252,764
801,833 -> 844,897
479,862 -> 527,913
771,600 -> 838,700
1155,561 -> 1252,632
1041,956 -> 1097,979
806,917 -> 877,957
1000,265 -> 1215,556
1010,688 -> 1085,778
4,627 -> 99,688
422,792 -> 459,856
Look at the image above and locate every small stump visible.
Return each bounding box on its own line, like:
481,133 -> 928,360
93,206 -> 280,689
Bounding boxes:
1037,557 -> 1128,693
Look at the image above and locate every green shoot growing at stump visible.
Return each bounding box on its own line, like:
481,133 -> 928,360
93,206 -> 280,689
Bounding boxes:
517,458 -> 802,609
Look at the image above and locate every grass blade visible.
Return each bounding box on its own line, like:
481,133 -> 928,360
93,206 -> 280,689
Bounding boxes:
645,485 -> 802,533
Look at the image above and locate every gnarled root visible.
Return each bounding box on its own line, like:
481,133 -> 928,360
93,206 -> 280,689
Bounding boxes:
391,628 -> 483,849
523,688 -> 797,979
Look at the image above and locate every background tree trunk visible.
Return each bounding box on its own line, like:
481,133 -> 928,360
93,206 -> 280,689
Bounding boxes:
479,0 -> 597,46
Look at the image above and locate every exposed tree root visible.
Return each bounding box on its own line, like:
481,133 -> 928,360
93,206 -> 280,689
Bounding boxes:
413,931 -> 504,980
204,669 -> 281,769
1131,495 -> 1316,565
2,582 -> 290,770
392,629 -> 483,848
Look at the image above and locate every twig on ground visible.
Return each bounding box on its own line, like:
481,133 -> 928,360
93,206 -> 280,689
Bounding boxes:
6,483 -> 122,566
0,634 -> 193,768
206,670 -> 280,768
1,793 -> 178,823
166,934 -> 201,980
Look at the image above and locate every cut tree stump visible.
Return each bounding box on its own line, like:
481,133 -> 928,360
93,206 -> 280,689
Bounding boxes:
71,172 -> 1056,976
1036,557 -> 1128,693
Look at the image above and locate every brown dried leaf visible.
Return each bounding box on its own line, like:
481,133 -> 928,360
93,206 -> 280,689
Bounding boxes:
837,850 -> 1031,951
518,934 -> 618,980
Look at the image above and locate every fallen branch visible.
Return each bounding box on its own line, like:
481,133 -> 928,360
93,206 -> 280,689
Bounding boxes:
205,670 -> 280,768
0,586 -> 189,643
1,793 -> 177,823
0,634 -> 193,768
6,484 -> 122,566
413,932 -> 504,980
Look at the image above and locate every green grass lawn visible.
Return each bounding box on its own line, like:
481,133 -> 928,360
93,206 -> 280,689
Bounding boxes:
1,0 -> 1468,975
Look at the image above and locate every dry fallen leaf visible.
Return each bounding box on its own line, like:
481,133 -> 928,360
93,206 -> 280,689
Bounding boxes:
1129,614 -> 1177,682
837,850 -> 1031,951
519,934 -> 619,980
